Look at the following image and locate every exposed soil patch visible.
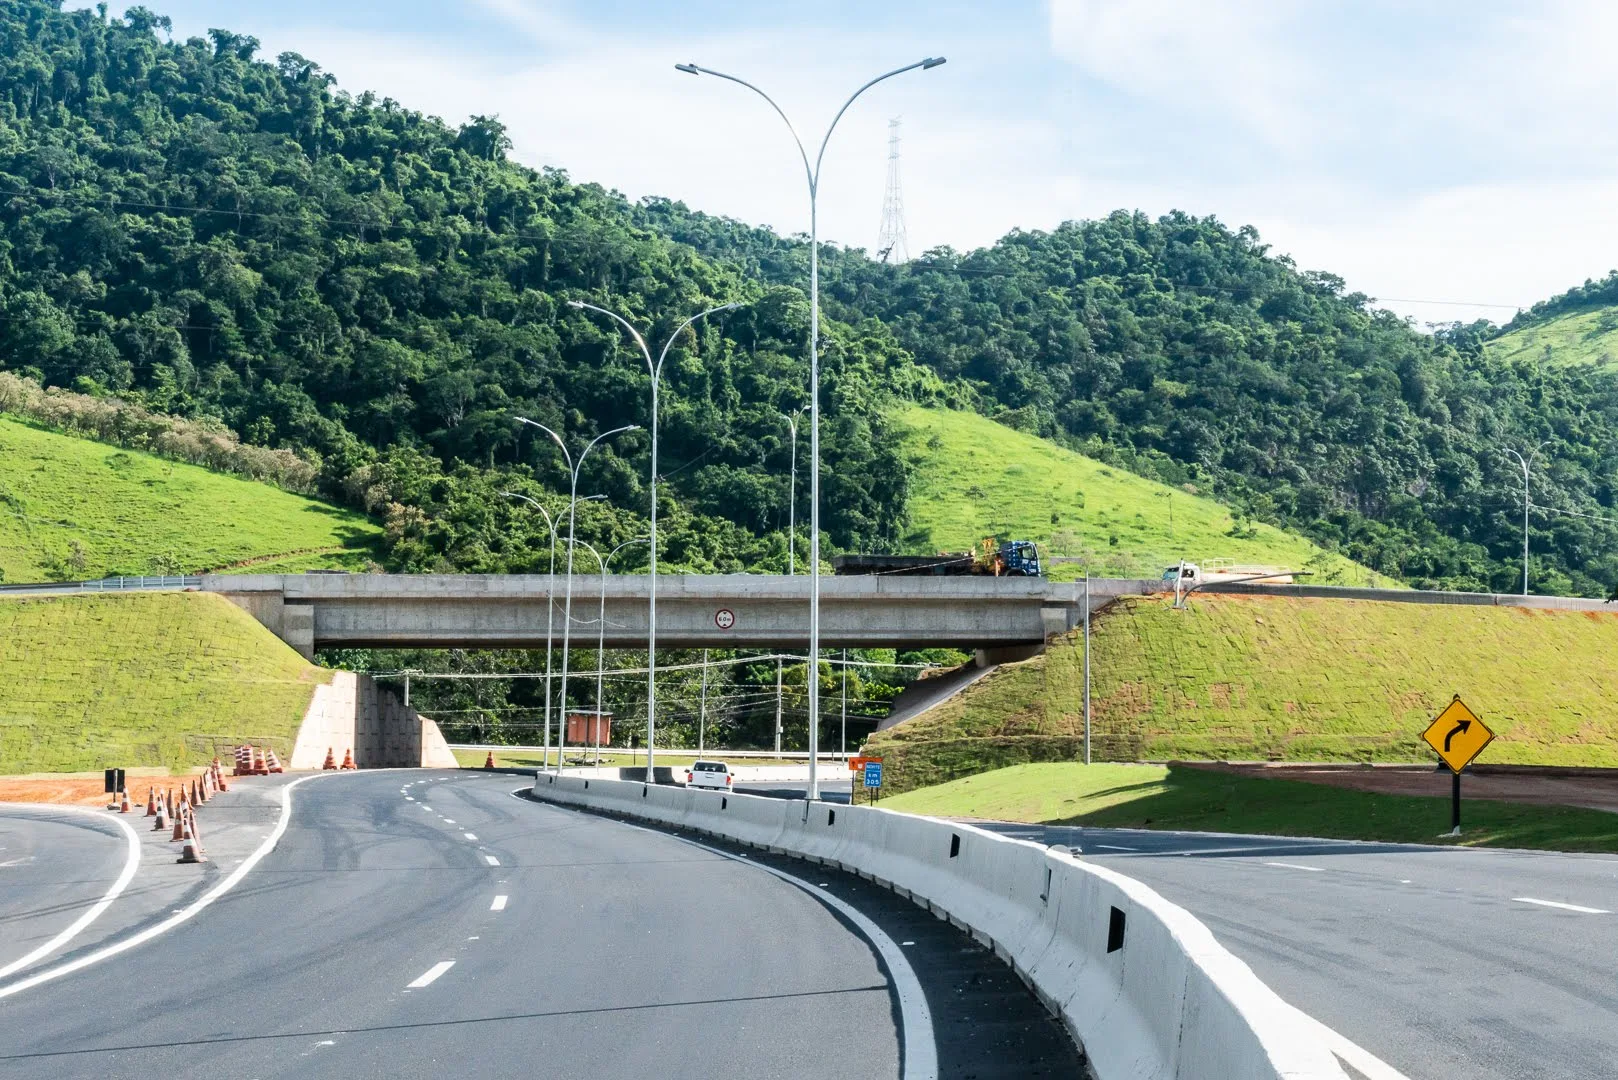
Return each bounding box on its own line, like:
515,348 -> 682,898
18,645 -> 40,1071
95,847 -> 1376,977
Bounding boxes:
1182,761 -> 1618,814
0,769 -> 209,807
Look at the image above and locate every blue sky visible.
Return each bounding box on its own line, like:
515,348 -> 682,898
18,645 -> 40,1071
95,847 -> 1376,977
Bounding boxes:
72,2 -> 1618,325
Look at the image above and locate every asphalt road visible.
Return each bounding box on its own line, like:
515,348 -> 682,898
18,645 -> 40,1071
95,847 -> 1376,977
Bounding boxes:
0,807 -> 130,977
975,822 -> 1618,1080
0,771 -> 1077,1079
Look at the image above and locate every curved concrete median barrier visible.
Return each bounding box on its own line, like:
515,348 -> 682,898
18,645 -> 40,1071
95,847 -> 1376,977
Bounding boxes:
530,773 -> 1347,1080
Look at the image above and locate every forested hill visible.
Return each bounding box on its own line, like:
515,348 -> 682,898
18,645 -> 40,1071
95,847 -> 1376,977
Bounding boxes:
641,205 -> 1618,595
7,2 -> 1618,596
0,1 -> 943,574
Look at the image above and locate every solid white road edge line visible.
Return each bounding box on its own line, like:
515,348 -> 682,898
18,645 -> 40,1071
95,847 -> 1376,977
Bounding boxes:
491,895 -> 508,911
0,806 -> 142,980
1285,1003 -> 1413,1080
0,773 -> 329,1001
597,811 -> 938,1080
1513,897 -> 1611,914
1264,862 -> 1325,873
407,961 -> 455,988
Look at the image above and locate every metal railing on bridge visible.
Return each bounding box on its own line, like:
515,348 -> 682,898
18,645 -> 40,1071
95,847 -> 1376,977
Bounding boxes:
0,575 -> 203,595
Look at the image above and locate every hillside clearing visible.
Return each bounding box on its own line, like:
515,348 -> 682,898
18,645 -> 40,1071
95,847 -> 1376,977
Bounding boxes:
0,592 -> 330,773
0,416 -> 381,583
879,762 -> 1618,853
865,594 -> 1618,794
1486,308 -> 1618,368
893,405 -> 1387,585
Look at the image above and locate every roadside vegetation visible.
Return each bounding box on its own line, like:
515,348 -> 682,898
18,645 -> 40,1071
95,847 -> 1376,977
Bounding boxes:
0,416 -> 381,582
881,762 -> 1618,853
894,405 -> 1386,584
866,594 -> 1618,794
0,592 -> 330,773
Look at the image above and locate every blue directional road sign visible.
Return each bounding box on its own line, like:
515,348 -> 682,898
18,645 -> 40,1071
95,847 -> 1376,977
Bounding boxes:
863,762 -> 883,788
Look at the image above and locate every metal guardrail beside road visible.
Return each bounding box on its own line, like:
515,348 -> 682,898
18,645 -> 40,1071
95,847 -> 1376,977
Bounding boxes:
0,575 -> 202,596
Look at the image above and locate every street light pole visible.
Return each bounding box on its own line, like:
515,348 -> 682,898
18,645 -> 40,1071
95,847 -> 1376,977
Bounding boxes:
500,491 -> 560,770
1503,442 -> 1550,596
777,404 -> 807,756
515,417 -> 637,772
698,648 -> 709,756
598,536 -> 650,765
569,299 -> 739,783
676,56 -> 946,801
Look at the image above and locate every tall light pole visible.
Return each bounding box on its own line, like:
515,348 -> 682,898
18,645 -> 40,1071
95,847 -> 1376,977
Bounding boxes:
776,403 -> 809,756
675,56 -> 946,800
596,536 -> 650,765
499,491 -> 560,770
516,417 -> 637,771
1503,442 -> 1550,596
569,299 -> 739,783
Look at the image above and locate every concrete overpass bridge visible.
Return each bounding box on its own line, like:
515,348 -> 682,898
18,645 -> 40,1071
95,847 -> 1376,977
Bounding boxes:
203,573 -> 1161,660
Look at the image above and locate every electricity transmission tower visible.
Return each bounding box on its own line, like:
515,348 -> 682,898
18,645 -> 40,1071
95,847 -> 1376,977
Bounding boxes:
876,117 -> 909,264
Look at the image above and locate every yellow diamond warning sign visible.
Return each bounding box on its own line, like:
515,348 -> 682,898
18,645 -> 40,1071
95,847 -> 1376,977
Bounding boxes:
1421,696 -> 1494,774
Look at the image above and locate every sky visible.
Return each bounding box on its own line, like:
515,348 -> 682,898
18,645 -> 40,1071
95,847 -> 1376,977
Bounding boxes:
71,0 -> 1618,327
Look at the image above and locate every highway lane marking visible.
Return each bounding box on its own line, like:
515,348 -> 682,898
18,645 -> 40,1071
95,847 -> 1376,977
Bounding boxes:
0,805 -> 142,981
0,772 -> 338,1001
491,895 -> 508,911
1284,1002 -> 1413,1080
406,961 -> 455,988
442,818 -> 456,824
1264,862 -> 1326,873
1513,897 -> 1611,914
1093,844 -> 1136,851
484,855 -> 500,866
463,832 -> 478,840
421,805 -> 433,812
604,817 -> 938,1080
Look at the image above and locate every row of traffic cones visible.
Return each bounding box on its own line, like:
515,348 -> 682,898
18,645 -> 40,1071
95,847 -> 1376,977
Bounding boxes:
232,745 -> 285,776
320,747 -> 357,771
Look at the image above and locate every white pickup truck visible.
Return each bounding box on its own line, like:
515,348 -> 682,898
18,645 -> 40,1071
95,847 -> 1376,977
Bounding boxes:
685,760 -> 734,790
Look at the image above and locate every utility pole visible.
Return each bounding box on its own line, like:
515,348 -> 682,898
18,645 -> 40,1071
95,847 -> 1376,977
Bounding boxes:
1083,572 -> 1091,765
698,649 -> 709,756
840,648 -> 848,759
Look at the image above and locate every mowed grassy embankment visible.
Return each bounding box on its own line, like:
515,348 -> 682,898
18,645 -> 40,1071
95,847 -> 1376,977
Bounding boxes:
1486,307 -> 1618,368
881,763 -> 1618,853
0,415 -> 381,582
893,405 -> 1388,585
0,592 -> 331,774
866,594 -> 1618,795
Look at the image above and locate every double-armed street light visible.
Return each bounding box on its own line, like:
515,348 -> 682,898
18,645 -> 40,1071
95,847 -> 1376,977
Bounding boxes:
567,298 -> 739,780
674,56 -> 946,799
573,535 -> 651,765
498,491 -> 561,769
776,403 -> 809,756
515,417 -> 638,770
1503,441 -> 1552,596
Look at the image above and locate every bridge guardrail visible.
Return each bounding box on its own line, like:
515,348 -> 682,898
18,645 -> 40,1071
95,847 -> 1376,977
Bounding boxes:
529,774 -> 1347,1080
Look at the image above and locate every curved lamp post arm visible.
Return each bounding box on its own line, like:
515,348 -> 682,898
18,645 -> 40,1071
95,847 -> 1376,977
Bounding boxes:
676,64 -> 813,189
653,302 -> 741,379
813,58 -> 945,184
515,416 -> 573,475
568,301 -> 653,372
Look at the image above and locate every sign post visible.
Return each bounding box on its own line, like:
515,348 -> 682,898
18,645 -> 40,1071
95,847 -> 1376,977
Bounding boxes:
863,760 -> 883,803
1420,696 -> 1494,836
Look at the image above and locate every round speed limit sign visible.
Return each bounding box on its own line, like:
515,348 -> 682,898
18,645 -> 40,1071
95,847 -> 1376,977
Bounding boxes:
714,608 -> 735,630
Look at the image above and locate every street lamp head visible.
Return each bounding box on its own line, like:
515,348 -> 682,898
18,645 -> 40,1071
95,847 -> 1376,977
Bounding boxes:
675,63 -> 700,75
514,415 -> 531,425
922,56 -> 947,70
567,300 -> 586,309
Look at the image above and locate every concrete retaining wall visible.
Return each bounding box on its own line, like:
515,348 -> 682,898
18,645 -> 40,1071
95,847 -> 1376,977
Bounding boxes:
291,672 -> 458,769
528,775 -> 1347,1080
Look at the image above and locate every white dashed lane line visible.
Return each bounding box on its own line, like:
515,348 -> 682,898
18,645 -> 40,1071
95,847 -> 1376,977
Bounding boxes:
484,855 -> 500,866
463,832 -> 478,841
405,961 -> 455,989
1265,862 -> 1326,873
1513,897 -> 1611,914
491,895 -> 508,911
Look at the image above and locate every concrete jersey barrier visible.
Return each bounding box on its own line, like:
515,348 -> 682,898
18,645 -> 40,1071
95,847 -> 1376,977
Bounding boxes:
529,773 -> 1347,1080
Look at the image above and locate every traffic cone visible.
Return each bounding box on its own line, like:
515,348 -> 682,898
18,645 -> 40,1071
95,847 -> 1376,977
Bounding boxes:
484,751 -> 495,770
322,748 -> 337,770
171,810 -> 186,842
145,787 -> 157,817
265,747 -> 284,774
119,789 -> 131,814
177,811 -> 205,863
153,797 -> 167,831
214,763 -> 230,792
192,778 -> 205,806
339,748 -> 356,770
252,747 -> 267,775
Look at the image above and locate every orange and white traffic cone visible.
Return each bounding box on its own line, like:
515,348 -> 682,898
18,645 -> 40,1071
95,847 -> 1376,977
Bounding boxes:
339,748 -> 356,770
153,797 -> 167,831
177,810 -> 205,863
193,778 -> 206,806
171,809 -> 186,842
215,762 -> 230,792
119,788 -> 132,814
265,747 -> 284,774
252,747 -> 267,775
145,787 -> 158,816
323,748 -> 337,770
484,751 -> 495,770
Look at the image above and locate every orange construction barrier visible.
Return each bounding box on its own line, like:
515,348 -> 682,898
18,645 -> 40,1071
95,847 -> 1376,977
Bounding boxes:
265,747 -> 284,774
339,748 -> 356,770
322,748 -> 337,770
484,751 -> 496,770
234,745 -> 252,776
145,787 -> 158,817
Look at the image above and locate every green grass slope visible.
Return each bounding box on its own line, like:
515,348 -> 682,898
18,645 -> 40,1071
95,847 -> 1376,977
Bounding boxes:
894,405 -> 1386,585
881,763 -> 1618,853
0,592 -> 331,773
1485,308 -> 1618,368
866,594 -> 1618,794
0,417 -> 381,582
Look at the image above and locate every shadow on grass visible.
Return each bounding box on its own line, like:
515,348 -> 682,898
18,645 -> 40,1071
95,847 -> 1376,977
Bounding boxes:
1048,766 -> 1618,853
